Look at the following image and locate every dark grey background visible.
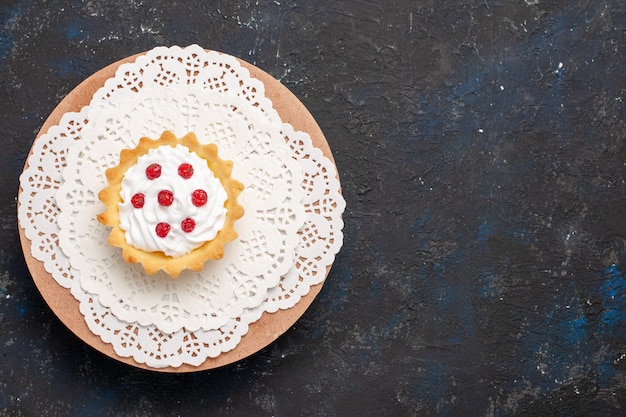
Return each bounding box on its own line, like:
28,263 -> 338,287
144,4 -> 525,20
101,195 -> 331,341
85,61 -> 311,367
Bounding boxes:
1,0 -> 625,416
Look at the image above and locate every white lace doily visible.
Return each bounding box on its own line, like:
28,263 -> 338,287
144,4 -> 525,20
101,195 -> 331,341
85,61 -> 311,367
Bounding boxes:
18,45 -> 345,368
57,85 -> 305,333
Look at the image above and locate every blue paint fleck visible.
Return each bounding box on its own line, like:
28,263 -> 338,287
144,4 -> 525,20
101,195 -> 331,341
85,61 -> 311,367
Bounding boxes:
597,352 -> 617,387
15,304 -> 27,318
479,269 -> 500,301
599,264 -> 626,334
601,264 -> 624,299
411,211 -> 431,231
65,24 -> 83,41
51,58 -> 75,77
432,261 -> 445,276
477,222 -> 493,246
57,17 -> 90,42
565,315 -> 588,346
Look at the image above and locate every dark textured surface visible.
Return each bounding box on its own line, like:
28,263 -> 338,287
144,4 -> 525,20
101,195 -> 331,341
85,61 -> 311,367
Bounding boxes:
1,0 -> 625,416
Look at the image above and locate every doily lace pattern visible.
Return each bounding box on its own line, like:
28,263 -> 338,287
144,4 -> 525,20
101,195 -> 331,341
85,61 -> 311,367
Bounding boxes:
57,85 -> 304,333
18,45 -> 345,368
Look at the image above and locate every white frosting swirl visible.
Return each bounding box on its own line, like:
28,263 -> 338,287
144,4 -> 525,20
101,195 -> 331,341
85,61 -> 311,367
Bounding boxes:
119,144 -> 228,257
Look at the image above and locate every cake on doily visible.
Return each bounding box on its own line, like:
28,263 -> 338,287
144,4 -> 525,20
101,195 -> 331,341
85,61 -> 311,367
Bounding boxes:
97,130 -> 244,277
18,45 -> 346,370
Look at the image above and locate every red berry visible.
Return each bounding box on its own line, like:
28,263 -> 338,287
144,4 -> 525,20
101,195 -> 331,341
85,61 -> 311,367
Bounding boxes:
130,193 -> 145,208
178,163 -> 194,179
146,163 -> 162,179
191,189 -> 208,207
155,222 -> 171,238
158,190 -> 174,206
181,218 -> 196,233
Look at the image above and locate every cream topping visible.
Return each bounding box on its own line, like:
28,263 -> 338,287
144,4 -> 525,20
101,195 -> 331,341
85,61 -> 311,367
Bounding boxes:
119,144 -> 228,257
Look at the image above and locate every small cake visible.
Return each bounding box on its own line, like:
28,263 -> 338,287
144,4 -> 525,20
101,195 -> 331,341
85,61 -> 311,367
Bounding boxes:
98,130 -> 244,277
